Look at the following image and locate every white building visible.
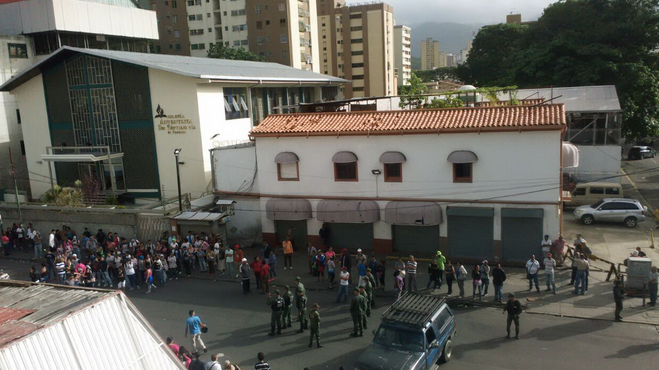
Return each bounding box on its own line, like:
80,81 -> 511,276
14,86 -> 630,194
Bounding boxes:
0,0 -> 158,197
213,104 -> 570,263
394,25 -> 411,86
0,281 -> 184,370
0,47 -> 345,204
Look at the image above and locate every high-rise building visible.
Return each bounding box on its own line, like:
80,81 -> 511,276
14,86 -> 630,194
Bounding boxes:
317,1 -> 395,98
459,39 -> 472,65
438,51 -> 447,68
506,13 -> 522,24
0,0 -> 157,197
446,53 -> 456,67
420,37 -> 440,70
394,25 -> 411,86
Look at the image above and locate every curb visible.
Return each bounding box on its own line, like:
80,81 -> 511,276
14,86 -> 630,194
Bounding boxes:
524,309 -> 659,326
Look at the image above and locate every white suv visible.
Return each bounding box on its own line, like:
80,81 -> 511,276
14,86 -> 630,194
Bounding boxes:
573,198 -> 647,228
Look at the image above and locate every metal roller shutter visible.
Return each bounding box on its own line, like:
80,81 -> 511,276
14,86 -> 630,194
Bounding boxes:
501,208 -> 544,262
447,207 -> 494,260
276,220 -> 308,251
393,225 -> 440,255
328,223 -> 373,250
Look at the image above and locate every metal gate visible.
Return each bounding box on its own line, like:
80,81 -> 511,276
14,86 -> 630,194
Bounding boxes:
447,207 -> 494,260
501,208 -> 544,262
328,223 -> 373,251
393,225 -> 440,255
136,213 -> 168,243
276,220 -> 308,251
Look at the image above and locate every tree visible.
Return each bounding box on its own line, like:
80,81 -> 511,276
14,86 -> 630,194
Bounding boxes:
457,0 -> 659,139
207,44 -> 266,62
41,182 -> 84,207
399,72 -> 428,109
426,96 -> 464,108
414,67 -> 462,83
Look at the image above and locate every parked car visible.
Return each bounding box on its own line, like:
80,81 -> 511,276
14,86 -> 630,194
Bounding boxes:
628,146 -> 656,160
354,293 -> 456,370
573,198 -> 647,228
565,182 -> 624,207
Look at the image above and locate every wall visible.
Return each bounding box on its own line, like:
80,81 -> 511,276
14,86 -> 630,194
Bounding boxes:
224,196 -> 262,246
565,145 -> 621,183
0,0 -> 158,39
254,131 -> 562,203
218,0 -> 248,56
212,144 -> 258,194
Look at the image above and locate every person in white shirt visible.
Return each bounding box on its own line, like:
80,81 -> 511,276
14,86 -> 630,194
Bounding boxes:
335,266 -> 350,303
526,255 -> 540,293
543,253 -> 557,294
540,234 -> 552,260
49,230 -> 56,249
205,353 -> 223,370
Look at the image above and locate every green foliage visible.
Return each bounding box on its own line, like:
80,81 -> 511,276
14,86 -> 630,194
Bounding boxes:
457,0 -> 659,139
398,72 -> 428,109
41,184 -> 84,207
207,44 -> 266,62
414,67 -> 461,83
104,196 -> 119,206
426,96 -> 465,108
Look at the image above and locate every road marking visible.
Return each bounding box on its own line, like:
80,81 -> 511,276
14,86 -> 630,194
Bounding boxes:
653,159 -> 657,164
621,168 -> 654,212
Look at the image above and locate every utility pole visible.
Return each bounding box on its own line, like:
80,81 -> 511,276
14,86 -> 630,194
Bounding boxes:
9,148 -> 22,223
174,149 -> 182,212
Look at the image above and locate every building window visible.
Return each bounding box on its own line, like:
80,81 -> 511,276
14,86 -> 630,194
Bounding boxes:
335,162 -> 358,181
256,21 -> 263,29
224,88 -> 249,120
233,40 -> 241,46
172,0 -> 177,7
174,30 -> 180,37
353,87 -> 365,91
20,141 -> 25,156
8,44 -> 28,58
266,35 -> 271,42
16,109 -> 21,124
278,162 -> 299,181
241,39 -> 248,45
278,3 -> 285,11
195,0 -> 201,4
352,75 -> 364,79
187,0 -> 193,5
351,50 -> 363,56
351,63 -> 364,68
453,163 -> 472,183
172,15 -> 178,23
349,13 -> 362,19
351,38 -> 363,43
231,9 -> 246,16
232,24 -> 247,31
257,36 -> 264,45
175,43 -> 181,50
281,50 -> 288,58
266,20 -> 270,25
280,34 -> 287,43
268,51 -> 272,56
255,5 -> 261,14
208,28 -> 212,33
280,18 -> 286,25
350,26 -> 363,31
384,163 -> 402,182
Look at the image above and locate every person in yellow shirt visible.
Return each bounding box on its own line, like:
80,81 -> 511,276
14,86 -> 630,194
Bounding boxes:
283,238 -> 294,270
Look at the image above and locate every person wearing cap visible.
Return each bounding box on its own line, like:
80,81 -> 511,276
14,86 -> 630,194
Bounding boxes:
296,289 -> 308,333
282,285 -> 294,328
543,252 -> 557,294
350,287 -> 366,337
435,251 -> 446,288
240,258 -> 251,293
308,303 -> 322,348
365,268 -> 376,307
359,284 -> 371,325
613,280 -> 625,321
336,266 -> 350,303
480,260 -> 491,297
267,290 -> 284,336
503,293 -> 522,339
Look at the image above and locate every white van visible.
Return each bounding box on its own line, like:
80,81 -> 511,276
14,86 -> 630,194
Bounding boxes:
566,182 -> 624,207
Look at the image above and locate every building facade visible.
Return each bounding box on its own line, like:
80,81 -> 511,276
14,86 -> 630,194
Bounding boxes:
0,0 -> 158,198
317,1 -> 395,98
393,25 -> 411,86
214,105 -> 567,262
420,37 -> 439,70
149,0 -> 191,55
0,47 -> 345,203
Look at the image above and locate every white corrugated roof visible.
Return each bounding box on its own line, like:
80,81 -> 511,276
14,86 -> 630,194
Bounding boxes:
499,86 -> 621,113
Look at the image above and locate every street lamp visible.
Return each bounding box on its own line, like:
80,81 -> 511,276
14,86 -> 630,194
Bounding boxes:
174,148 -> 182,211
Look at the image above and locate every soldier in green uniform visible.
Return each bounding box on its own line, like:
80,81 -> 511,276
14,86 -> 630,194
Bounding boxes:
282,285 -> 294,328
296,289 -> 308,333
308,303 -> 322,348
294,276 -> 306,321
266,290 -> 284,336
350,287 -> 366,337
366,268 -> 376,308
359,285 -> 370,329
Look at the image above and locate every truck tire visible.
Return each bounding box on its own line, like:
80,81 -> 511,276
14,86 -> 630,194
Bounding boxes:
440,338 -> 452,363
581,215 -> 594,225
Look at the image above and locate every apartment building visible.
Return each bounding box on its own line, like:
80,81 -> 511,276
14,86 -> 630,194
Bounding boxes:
318,1 -> 396,98
245,0 -> 320,71
150,0 -> 191,54
420,37 -> 440,70
394,25 -> 411,86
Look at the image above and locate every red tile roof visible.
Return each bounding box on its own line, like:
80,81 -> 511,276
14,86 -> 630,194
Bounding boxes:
251,104 -> 566,136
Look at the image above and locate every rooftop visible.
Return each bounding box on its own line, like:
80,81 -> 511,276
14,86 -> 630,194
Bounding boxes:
251,104 -> 566,137
0,46 -> 348,92
502,86 -> 621,113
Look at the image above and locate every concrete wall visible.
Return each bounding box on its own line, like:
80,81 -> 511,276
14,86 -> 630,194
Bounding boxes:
213,144 -> 258,194
565,145 -> 622,183
0,0 -> 158,39
225,196 -> 262,246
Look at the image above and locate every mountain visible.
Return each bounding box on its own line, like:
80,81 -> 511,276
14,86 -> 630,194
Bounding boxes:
409,22 -> 482,58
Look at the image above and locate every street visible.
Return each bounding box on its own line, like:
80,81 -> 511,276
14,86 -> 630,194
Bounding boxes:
1,257 -> 658,370
622,153 -> 659,212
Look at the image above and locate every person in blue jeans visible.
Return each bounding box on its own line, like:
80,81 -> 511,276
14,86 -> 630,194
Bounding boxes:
492,263 -> 506,302
526,255 -> 540,293
336,267 -> 350,302
480,260 -> 491,296
573,254 -> 588,295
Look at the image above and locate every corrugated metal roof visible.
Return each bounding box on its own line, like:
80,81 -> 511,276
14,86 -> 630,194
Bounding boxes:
502,86 -> 621,113
0,282 -> 184,370
251,104 -> 566,136
0,46 -> 348,92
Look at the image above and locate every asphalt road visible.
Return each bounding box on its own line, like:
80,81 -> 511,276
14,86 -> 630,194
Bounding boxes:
2,258 -> 658,370
621,153 -> 659,210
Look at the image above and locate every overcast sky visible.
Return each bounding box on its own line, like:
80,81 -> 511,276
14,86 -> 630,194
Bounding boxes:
346,0 -> 557,26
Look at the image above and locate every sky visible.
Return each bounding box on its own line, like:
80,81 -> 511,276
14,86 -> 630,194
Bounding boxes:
346,0 -> 558,26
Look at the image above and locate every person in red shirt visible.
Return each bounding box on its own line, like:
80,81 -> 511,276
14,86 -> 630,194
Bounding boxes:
233,246 -> 244,278
251,257 -> 263,290
260,261 -> 271,293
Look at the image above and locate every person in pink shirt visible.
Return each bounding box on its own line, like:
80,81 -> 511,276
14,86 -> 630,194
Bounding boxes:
166,337 -> 179,355
76,261 -> 87,276
325,247 -> 336,261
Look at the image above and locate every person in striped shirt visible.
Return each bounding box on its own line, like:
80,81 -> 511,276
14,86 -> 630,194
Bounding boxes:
254,352 -> 271,370
406,255 -> 418,292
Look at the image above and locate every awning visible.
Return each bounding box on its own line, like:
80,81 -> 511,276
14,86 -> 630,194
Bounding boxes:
216,199 -> 237,205
332,151 -> 358,163
447,150 -> 478,163
266,198 -> 312,220
274,152 -> 299,163
379,151 -> 407,164
174,211 -> 224,222
190,195 -> 216,209
40,152 -> 124,163
317,200 -> 380,223
384,201 -> 442,225
562,142 -> 580,168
